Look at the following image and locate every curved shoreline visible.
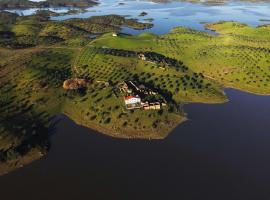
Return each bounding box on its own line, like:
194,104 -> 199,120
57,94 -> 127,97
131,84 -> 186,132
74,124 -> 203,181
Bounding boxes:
1,87 -> 270,200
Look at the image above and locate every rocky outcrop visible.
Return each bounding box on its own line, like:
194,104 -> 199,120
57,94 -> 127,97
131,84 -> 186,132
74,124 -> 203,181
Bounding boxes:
63,78 -> 87,90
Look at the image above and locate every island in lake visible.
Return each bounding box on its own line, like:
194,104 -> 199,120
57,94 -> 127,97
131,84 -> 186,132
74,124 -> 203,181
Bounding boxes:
0,8 -> 270,175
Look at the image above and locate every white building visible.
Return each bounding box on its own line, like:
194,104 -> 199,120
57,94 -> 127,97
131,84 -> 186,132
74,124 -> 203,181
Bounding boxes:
138,53 -> 146,61
124,96 -> 141,105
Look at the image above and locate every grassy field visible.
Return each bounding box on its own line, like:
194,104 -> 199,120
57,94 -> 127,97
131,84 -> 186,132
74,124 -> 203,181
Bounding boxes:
91,23 -> 270,95
66,46 -> 188,139
1,16 -> 270,174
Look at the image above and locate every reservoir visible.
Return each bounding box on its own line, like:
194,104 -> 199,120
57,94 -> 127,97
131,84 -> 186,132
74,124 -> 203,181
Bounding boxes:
0,89 -> 269,200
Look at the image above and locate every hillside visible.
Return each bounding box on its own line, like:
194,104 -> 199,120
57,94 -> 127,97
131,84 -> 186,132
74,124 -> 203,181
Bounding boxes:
91,23 -> 270,95
0,0 -> 98,9
0,11 -> 270,175
0,12 -> 153,48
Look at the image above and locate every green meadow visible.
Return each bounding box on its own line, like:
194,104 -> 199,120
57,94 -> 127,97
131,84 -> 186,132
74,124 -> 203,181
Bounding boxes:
91,22 -> 270,95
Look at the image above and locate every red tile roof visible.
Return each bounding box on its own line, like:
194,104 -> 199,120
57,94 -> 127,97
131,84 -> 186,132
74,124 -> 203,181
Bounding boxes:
125,96 -> 136,100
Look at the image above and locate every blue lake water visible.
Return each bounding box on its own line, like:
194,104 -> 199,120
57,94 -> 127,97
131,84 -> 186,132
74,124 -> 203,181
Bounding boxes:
1,1 -> 270,200
7,0 -> 270,35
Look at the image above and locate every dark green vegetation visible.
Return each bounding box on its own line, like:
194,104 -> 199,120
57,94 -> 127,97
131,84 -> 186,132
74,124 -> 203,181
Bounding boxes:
1,11 -> 270,175
65,15 -> 153,34
0,0 -> 98,9
0,11 -> 153,48
0,47 -> 77,175
0,12 -> 153,175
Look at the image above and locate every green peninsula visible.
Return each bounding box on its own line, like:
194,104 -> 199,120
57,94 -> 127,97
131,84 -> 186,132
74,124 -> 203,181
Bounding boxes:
1,12 -> 270,174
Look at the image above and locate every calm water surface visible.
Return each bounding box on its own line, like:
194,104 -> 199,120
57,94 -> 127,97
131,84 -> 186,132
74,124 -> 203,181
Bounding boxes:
7,0 -> 270,34
1,1 -> 270,199
0,89 -> 270,200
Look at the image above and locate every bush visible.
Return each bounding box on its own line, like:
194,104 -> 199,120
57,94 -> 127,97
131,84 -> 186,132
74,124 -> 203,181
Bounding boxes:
104,118 -> 111,124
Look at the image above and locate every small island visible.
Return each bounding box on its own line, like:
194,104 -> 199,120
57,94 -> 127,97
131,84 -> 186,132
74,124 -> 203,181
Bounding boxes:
1,11 -> 270,175
139,11 -> 148,17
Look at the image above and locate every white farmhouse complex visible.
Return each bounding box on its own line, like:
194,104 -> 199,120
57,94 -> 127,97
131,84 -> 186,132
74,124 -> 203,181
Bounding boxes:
124,96 -> 141,109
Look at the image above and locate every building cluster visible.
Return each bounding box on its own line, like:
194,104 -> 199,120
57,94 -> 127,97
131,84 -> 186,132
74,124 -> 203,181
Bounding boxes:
118,81 -> 166,110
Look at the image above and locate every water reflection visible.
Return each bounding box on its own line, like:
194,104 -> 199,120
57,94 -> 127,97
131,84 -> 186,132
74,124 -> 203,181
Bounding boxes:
0,89 -> 269,199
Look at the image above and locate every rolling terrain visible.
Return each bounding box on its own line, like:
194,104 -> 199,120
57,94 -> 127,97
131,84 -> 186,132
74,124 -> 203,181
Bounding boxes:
0,10 -> 270,175
0,0 -> 98,9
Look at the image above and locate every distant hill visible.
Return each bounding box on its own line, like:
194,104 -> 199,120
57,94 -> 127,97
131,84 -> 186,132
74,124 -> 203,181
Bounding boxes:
0,0 -> 98,9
